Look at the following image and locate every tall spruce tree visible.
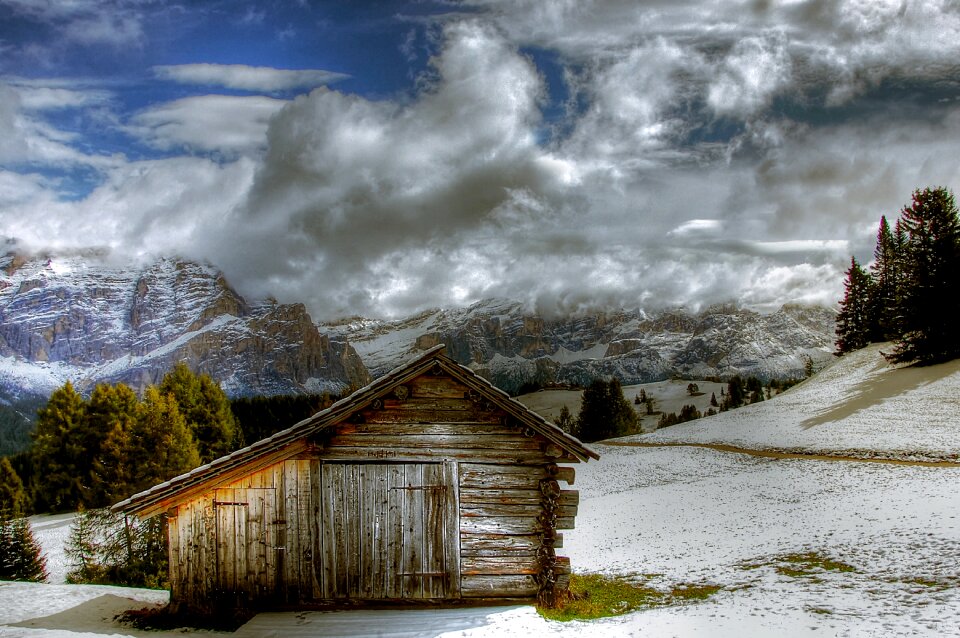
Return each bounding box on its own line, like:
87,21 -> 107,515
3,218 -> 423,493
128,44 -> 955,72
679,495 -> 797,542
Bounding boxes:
888,187 -> 960,364
868,216 -> 903,341
86,384 -> 139,507
0,514 -> 47,582
575,378 -> 638,442
31,381 -> 87,512
835,256 -> 875,354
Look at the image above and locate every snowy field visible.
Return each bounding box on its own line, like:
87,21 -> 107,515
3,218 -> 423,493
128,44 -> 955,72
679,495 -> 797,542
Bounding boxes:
2,344 -> 960,636
639,343 -> 960,461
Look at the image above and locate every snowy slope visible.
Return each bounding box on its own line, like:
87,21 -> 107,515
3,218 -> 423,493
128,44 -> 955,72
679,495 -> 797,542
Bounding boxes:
636,343 -> 960,461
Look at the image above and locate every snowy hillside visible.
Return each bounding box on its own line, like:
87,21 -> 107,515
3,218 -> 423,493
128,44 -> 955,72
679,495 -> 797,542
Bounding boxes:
323,299 -> 836,393
636,343 -> 960,461
0,253 -> 369,403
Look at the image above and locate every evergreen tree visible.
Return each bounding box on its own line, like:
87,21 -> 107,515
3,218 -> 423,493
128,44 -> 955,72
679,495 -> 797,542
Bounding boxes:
89,416 -> 136,508
724,376 -> 746,410
65,505 -> 102,583
835,256 -> 875,354
746,376 -> 764,403
554,405 -> 575,433
31,381 -> 87,512
575,378 -> 638,443
128,388 -> 201,496
0,514 -> 47,582
85,383 -> 139,507
643,392 -> 656,415
160,363 -> 240,463
710,392 -> 718,408
678,404 -> 701,422
868,216 -> 903,341
0,458 -> 27,517
657,412 -> 679,428
889,187 -> 960,364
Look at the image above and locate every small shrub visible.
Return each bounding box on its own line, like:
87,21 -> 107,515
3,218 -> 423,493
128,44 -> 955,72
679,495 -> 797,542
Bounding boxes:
65,507 -> 168,588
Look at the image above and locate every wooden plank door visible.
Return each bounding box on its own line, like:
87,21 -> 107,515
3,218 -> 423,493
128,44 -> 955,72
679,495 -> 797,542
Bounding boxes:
214,487 -> 278,600
319,461 -> 460,601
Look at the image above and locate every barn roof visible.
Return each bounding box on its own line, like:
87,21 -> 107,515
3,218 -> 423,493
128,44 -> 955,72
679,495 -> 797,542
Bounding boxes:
114,344 -> 598,518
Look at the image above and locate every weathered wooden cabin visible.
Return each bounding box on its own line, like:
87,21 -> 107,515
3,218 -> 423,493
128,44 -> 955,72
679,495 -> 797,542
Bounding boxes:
113,345 -> 598,612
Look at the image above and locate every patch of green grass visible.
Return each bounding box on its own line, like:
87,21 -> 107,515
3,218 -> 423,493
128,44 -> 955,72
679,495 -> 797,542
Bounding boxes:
899,576 -> 960,591
807,606 -> 833,615
538,573 -> 722,622
739,551 -> 857,579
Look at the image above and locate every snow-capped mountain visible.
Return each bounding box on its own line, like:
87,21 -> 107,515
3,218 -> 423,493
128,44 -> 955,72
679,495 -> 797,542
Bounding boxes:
0,252 -> 370,401
323,299 -> 836,393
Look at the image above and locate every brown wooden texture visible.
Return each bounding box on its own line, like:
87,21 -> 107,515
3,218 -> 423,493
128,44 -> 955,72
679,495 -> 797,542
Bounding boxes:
459,463 -> 562,488
385,464 -> 404,599
317,461 -> 457,602
461,503 -> 578,518
401,463 -> 424,599
318,446 -> 551,464
461,574 -> 539,598
460,533 -> 541,556
442,460 -> 461,598
461,556 -> 541,575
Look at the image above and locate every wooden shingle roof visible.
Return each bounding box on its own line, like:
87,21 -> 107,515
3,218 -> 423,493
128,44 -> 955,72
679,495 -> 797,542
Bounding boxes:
114,344 -> 598,519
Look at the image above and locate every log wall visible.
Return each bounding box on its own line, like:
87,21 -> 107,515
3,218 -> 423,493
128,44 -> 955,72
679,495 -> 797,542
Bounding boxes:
167,371 -> 578,611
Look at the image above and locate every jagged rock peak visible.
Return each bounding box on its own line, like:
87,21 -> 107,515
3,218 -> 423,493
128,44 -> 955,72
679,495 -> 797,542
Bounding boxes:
0,253 -> 370,399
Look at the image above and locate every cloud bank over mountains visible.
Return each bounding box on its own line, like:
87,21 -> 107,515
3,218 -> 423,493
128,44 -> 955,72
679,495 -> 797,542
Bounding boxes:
1,0 -> 959,320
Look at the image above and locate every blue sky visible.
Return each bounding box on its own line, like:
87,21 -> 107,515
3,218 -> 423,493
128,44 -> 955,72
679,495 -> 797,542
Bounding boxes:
2,1 -> 959,320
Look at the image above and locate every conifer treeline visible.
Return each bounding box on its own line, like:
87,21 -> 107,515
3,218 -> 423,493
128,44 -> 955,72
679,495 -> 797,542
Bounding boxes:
836,186 -> 960,364
0,370 -> 336,517
12,363 -> 240,514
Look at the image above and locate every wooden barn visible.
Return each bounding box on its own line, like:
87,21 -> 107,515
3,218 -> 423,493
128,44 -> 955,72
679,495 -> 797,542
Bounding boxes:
113,345 -> 598,612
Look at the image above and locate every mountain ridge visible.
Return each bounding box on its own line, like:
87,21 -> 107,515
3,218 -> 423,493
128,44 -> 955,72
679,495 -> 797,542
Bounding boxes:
322,297 -> 837,394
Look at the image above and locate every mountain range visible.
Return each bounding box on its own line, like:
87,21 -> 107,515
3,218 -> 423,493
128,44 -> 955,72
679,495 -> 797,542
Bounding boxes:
0,252 -> 836,452
322,298 -> 837,394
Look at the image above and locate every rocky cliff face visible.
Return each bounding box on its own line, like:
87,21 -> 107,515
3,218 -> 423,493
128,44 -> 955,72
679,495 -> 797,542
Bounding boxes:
324,299 -> 836,394
0,253 -> 370,400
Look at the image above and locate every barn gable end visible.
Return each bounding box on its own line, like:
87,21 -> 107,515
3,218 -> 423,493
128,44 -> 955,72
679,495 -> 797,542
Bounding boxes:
114,345 -> 597,612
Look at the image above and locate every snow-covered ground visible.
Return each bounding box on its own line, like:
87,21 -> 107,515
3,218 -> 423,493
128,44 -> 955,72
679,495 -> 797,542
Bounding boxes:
3,344 -> 960,636
638,343 -> 960,461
